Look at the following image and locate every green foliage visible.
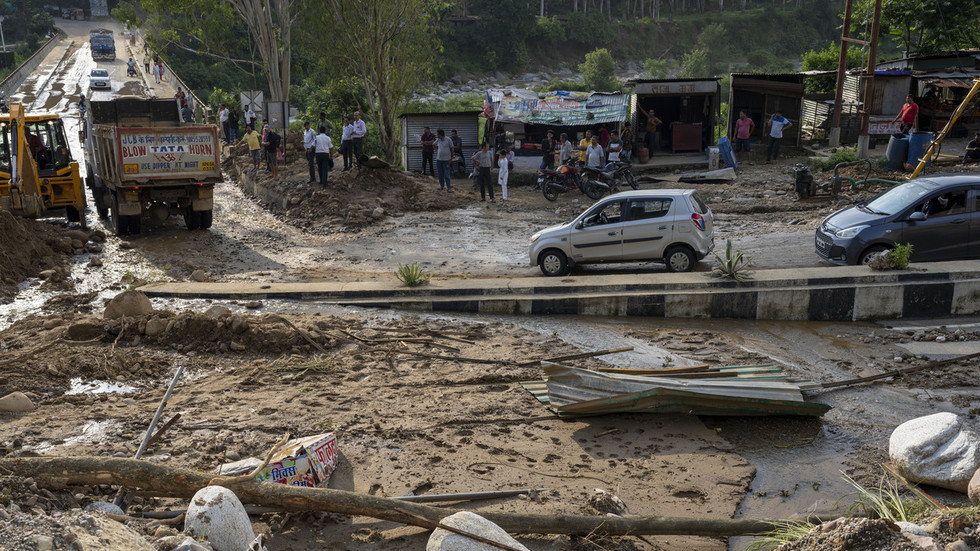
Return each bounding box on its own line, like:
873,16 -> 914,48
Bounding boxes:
680,48 -> 712,78
840,471 -> 928,523
889,243 -> 914,269
535,79 -> 590,93
855,0 -> 980,56
403,92 -> 484,114
396,262 -> 432,287
565,11 -> 613,49
744,521 -> 815,551
443,0 -> 536,72
695,23 -> 727,65
579,48 -> 618,92
812,147 -> 858,171
710,239 -> 752,281
536,16 -> 566,43
801,42 -> 866,94
643,58 -> 670,79
746,49 -> 794,73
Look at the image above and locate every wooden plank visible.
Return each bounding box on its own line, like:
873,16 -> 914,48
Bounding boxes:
597,364 -> 710,375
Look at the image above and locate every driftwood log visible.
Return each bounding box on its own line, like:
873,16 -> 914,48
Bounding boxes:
2,456 -> 784,537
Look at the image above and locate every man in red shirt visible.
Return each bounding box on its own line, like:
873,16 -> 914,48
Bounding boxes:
419,127 -> 435,176
893,95 -> 918,133
733,110 -> 755,164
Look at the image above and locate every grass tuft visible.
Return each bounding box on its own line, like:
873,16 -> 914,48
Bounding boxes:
396,262 -> 432,287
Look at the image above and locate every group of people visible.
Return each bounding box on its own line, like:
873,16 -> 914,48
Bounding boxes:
731,109 -> 793,164
537,125 -> 629,174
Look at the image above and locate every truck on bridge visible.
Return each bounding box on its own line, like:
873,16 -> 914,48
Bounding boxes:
82,97 -> 222,236
90,28 -> 115,61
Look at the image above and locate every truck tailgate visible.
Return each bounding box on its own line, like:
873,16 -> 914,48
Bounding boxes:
115,126 -> 221,182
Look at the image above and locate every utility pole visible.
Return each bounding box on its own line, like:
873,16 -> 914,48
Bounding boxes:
856,0 -> 883,158
829,0 -> 854,148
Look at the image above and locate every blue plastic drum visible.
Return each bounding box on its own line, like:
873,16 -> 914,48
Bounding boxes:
885,133 -> 909,171
906,131 -> 934,167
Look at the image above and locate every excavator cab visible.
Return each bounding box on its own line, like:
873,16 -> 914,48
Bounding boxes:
0,104 -> 86,227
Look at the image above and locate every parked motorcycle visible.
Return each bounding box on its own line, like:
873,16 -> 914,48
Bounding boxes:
581,161 -> 638,199
539,163 -> 587,201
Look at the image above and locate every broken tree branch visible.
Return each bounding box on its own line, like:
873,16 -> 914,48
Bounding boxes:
4,456 -> 784,536
519,347 -> 635,367
270,315 -> 330,354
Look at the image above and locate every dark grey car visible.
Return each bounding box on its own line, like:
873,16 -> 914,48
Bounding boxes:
815,174 -> 980,265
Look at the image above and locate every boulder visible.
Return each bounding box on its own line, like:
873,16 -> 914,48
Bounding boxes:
84,501 -> 125,515
104,290 -> 154,320
426,511 -> 529,551
171,537 -> 214,551
144,317 -> 168,337
889,412 -> 980,493
185,486 -> 255,551
67,319 -> 104,341
969,468 -> 980,505
189,270 -> 211,282
0,392 -> 35,412
204,305 -> 232,319
371,207 -> 385,220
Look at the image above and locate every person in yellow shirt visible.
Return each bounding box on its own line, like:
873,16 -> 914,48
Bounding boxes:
578,129 -> 593,165
240,125 -> 262,173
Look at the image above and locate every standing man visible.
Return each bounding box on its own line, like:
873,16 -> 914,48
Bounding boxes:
578,129 -> 593,165
893,95 -> 918,134
419,126 -> 435,176
240,125 -> 261,173
586,135 -> 604,169
620,122 -> 634,162
474,142 -> 494,202
218,104 -> 230,144
315,126 -> 334,187
243,104 -> 256,131
450,129 -> 464,173
228,107 -> 240,142
734,110 -> 755,165
638,105 -> 662,154
340,116 -> 354,171
596,125 -> 610,148
558,133 -> 574,166
317,112 -> 334,136
180,101 -> 193,123
540,130 -> 556,170
351,111 -> 367,169
303,121 -> 317,184
262,124 -> 281,181
433,129 -> 454,191
765,109 -> 792,163
606,130 -> 622,163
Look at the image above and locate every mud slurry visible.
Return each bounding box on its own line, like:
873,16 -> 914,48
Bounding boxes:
0,308 -> 757,551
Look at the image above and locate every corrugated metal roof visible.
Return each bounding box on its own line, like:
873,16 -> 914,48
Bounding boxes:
399,110 -> 482,119
921,78 -> 976,88
628,77 -> 721,83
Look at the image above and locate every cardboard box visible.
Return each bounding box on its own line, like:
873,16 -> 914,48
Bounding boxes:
216,433 -> 338,488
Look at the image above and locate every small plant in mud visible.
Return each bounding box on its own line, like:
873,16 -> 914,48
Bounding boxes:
744,520 -> 815,551
709,239 -> 752,281
396,262 -> 432,287
839,470 -> 932,522
867,243 -> 914,271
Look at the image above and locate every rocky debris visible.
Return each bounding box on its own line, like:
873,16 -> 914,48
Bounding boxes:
0,391 -> 36,412
104,290 -> 155,320
776,517 -> 921,550
67,317 -> 105,340
889,412 -> 980,493
587,489 -> 627,515
0,508 -> 155,550
426,511 -> 529,551
189,269 -> 211,282
184,486 -> 255,551
83,501 -> 125,515
203,305 -> 232,319
970,468 -> 980,505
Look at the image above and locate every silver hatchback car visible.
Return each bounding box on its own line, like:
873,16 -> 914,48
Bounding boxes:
529,189 -> 714,276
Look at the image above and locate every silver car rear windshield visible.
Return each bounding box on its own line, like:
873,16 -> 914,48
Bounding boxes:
91,70 -> 109,77
865,181 -> 934,215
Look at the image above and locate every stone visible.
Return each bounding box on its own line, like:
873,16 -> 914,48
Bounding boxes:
426,511 -> 529,551
204,305 -> 232,319
65,229 -> 90,242
889,412 -> 980,493
144,317 -> 168,337
171,537 -> 214,551
185,486 -> 254,551
896,521 -> 928,536
84,501 -> 125,515
104,290 -> 154,320
67,319 -> 104,340
371,207 -> 385,219
0,392 -> 35,412
189,269 -> 211,282
88,257 -> 103,267
38,269 -> 58,280
903,533 -> 942,551
229,341 -> 246,352
244,301 -> 262,309
32,535 -> 53,551
946,541 -> 970,551
969,468 -> 980,505
71,239 -> 85,250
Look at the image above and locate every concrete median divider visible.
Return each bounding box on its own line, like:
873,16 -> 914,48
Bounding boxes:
140,261 -> 980,322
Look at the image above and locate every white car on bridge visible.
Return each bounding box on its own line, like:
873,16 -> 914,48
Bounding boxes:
89,68 -> 111,90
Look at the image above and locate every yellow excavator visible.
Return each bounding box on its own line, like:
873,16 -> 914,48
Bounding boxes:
0,103 -> 86,228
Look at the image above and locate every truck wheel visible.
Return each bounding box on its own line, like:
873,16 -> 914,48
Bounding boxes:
184,207 -> 199,230
66,206 -> 81,222
111,195 -> 128,236
199,209 -> 213,229
93,190 -> 109,219
127,215 -> 141,235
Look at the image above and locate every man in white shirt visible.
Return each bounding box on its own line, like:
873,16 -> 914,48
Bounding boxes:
606,130 -> 622,164
351,111 -> 367,169
218,104 -> 230,144
303,121 -> 317,184
586,136 -> 604,168
314,126 -> 334,187
766,109 -> 793,163
341,116 -> 354,170
243,104 -> 255,130
558,133 -> 574,165
433,129 -> 454,191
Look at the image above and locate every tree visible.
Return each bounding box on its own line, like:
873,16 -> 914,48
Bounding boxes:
643,58 -> 671,78
679,48 -> 712,78
224,0 -> 295,101
313,0 -> 437,161
579,48 -> 618,92
855,0 -> 980,56
801,42 -> 866,94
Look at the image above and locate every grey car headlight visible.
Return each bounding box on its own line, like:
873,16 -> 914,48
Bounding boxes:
834,224 -> 869,239
530,232 -> 541,243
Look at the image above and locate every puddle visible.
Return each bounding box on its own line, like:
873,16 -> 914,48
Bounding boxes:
65,377 -> 135,395
34,420 -> 116,453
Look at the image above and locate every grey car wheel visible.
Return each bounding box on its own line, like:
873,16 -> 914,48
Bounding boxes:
539,249 -> 568,277
859,245 -> 889,265
665,246 -> 695,273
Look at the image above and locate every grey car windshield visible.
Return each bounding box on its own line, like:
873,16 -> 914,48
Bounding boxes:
864,182 -> 934,215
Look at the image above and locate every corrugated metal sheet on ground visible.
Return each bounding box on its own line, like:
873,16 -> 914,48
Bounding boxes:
520,363 -> 829,418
